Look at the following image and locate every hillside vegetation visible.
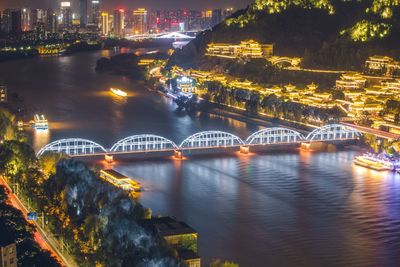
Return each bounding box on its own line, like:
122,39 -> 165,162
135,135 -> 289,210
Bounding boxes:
169,0 -> 400,70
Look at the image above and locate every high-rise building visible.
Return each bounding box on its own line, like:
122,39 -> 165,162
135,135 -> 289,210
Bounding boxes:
1,9 -> 12,34
21,8 -> 30,31
113,9 -> 125,37
133,8 -> 147,34
46,9 -> 58,34
30,9 -> 46,25
223,8 -> 235,19
212,9 -> 222,26
60,2 -> 72,30
79,0 -> 88,26
89,0 -> 100,27
30,9 -> 47,39
100,12 -> 109,35
10,9 -> 22,33
188,10 -> 201,31
201,10 -> 212,29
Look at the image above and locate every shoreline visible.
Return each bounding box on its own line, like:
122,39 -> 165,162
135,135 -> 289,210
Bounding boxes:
147,85 -> 317,135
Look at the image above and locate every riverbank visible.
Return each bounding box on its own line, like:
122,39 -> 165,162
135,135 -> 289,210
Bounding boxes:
148,85 -> 317,135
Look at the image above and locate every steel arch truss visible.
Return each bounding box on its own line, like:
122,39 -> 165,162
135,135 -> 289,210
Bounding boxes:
37,138 -> 107,157
110,135 -> 178,153
180,131 -> 244,149
246,127 -> 305,145
306,124 -> 361,141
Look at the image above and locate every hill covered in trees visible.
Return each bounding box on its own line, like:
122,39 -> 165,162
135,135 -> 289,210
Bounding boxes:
169,0 -> 400,70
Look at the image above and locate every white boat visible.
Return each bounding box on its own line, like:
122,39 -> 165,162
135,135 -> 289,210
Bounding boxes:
32,114 -> 48,131
353,153 -> 400,171
110,88 -> 128,97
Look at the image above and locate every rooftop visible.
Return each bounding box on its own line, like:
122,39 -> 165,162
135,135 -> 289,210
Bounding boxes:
139,216 -> 197,237
100,169 -> 129,180
178,249 -> 200,260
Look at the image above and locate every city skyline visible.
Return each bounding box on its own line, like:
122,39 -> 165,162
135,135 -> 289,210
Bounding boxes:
0,0 -> 253,11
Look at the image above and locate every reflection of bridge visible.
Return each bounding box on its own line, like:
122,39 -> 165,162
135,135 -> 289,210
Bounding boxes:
37,124 -> 361,158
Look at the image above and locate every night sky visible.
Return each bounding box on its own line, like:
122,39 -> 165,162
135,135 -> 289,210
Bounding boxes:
0,0 -> 253,11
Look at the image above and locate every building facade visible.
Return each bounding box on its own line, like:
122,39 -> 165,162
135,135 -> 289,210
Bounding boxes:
133,8 -> 148,34
206,40 -> 274,59
0,242 -> 17,267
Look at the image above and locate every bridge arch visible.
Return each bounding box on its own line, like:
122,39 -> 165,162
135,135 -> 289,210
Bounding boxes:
269,56 -> 302,68
179,131 -> 244,149
306,124 -> 361,141
246,127 -> 305,145
37,138 -> 107,157
110,135 -> 178,153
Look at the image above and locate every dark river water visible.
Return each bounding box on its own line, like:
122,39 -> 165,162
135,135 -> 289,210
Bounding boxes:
1,50 -> 399,267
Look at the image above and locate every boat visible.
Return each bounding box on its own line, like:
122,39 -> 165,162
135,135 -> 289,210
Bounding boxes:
99,169 -> 141,192
353,153 -> 400,171
32,114 -> 49,131
110,88 -> 128,97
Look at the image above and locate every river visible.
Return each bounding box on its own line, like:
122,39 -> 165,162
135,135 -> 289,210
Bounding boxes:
0,50 -> 399,267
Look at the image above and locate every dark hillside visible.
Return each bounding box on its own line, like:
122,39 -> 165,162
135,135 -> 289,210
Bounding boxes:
169,0 -> 400,70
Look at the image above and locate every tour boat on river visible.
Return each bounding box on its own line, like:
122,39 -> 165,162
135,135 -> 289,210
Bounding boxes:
110,88 -> 128,97
353,153 -> 400,171
31,114 -> 49,131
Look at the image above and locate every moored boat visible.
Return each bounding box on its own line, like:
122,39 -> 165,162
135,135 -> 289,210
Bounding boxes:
353,153 -> 400,171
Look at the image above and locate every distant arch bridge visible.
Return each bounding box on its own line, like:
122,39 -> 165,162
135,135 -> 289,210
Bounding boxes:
37,124 -> 361,157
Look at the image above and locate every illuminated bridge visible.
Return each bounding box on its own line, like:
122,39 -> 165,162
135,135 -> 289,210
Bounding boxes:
37,124 -> 361,158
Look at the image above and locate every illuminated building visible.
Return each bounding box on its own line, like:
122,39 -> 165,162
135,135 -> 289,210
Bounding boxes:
381,79 -> 400,91
60,2 -> 72,30
365,55 -> 400,76
335,72 -> 366,90
45,9 -> 58,34
100,12 -> 109,35
0,86 -> 7,103
89,0 -> 100,27
177,76 -> 196,93
0,239 -> 17,267
139,217 -> 200,267
201,10 -> 213,28
79,0 -> 88,26
30,9 -> 46,26
99,169 -> 141,192
0,8 -> 32,33
138,59 -> 155,66
21,8 -> 30,31
212,9 -> 222,26
112,9 -> 124,37
133,8 -> 148,34
206,40 -> 273,59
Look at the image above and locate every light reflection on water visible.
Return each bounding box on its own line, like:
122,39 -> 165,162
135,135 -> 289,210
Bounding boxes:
1,51 -> 399,266
113,150 -> 400,266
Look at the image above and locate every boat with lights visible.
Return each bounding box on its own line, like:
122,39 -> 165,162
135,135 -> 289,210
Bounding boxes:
110,88 -> 128,97
32,114 -> 49,131
353,153 -> 400,171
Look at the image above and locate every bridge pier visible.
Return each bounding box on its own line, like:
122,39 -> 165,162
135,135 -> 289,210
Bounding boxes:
240,145 -> 250,154
301,142 -> 311,150
105,154 -> 114,163
174,150 -> 183,160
